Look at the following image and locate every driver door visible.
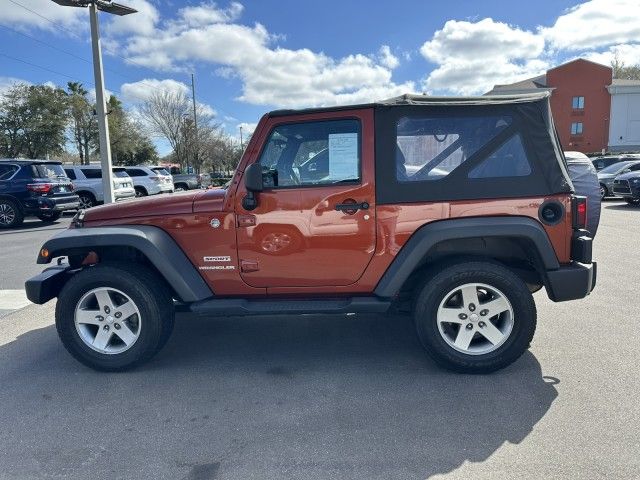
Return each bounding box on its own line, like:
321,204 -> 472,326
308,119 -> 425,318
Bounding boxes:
234,110 -> 376,289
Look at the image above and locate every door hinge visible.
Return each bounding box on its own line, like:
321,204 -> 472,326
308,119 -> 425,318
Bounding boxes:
240,260 -> 259,272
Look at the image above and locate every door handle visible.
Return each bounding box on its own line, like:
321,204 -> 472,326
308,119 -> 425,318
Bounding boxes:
335,201 -> 369,212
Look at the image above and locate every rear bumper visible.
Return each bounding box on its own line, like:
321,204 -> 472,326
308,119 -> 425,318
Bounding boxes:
25,264 -> 72,304
546,261 -> 597,302
24,195 -> 80,213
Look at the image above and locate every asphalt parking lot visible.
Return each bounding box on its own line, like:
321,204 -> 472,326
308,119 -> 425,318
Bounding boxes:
0,202 -> 638,480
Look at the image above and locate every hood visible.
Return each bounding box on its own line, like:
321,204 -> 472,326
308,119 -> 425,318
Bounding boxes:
84,190 -> 204,222
615,171 -> 640,181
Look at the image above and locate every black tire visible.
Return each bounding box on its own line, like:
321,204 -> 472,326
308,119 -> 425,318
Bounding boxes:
599,184 -> 607,200
625,198 -> 640,206
0,198 -> 24,228
77,192 -> 96,209
37,211 -> 62,223
134,187 -> 148,197
55,262 -> 175,371
414,260 -> 537,374
174,183 -> 188,191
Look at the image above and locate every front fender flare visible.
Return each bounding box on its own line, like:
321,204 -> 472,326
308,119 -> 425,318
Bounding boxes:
37,225 -> 212,302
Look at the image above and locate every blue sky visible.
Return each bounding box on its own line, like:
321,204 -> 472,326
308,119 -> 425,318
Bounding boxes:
1,0 -> 639,155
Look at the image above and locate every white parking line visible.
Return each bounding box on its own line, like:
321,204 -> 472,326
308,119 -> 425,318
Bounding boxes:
0,290 -> 31,313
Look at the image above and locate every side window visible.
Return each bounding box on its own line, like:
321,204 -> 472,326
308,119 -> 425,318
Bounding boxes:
629,163 -> 640,171
258,119 -> 361,188
396,115 -> 512,182
126,169 -> 145,177
0,164 -> 18,180
80,169 -> 102,179
64,168 -> 77,180
468,134 -> 532,178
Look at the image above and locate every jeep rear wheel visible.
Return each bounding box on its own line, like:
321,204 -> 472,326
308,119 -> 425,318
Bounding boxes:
55,262 -> 175,371
414,261 -> 536,373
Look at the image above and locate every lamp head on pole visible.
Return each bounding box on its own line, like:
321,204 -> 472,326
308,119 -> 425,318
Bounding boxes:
51,0 -> 138,16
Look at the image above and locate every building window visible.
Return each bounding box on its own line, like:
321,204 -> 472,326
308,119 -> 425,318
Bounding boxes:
571,122 -> 584,135
572,96 -> 585,109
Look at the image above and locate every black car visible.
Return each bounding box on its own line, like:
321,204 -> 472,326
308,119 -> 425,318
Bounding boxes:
592,155 -> 640,171
0,159 -> 79,228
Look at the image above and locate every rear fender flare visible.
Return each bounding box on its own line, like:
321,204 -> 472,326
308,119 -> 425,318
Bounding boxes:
374,216 -> 560,298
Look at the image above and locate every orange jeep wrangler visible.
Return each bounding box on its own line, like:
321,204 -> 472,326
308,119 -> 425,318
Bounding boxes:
26,92 -> 596,373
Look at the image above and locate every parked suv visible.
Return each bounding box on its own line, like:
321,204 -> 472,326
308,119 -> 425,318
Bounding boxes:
166,166 -> 204,191
26,92 -> 596,373
125,166 -> 174,197
64,165 -> 135,209
0,159 -> 79,228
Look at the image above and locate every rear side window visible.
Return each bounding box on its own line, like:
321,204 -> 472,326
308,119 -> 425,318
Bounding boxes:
396,115 -> 512,182
64,168 -> 77,180
31,164 -> 66,179
80,168 -> 102,179
151,167 -> 170,175
0,164 -> 19,180
113,169 -> 130,178
259,119 -> 361,188
126,169 -> 147,177
468,134 -> 532,178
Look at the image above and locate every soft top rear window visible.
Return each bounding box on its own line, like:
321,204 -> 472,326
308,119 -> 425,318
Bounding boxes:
396,115 -> 512,182
31,163 -> 66,180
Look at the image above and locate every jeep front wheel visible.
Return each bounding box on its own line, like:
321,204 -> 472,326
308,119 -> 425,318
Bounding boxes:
55,262 -> 175,371
414,261 -> 536,373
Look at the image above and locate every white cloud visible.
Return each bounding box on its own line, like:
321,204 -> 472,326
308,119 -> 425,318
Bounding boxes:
420,18 -> 546,95
0,0 -> 86,32
378,45 -> 399,69
120,78 -> 190,103
120,78 -> 216,117
174,1 -> 244,28
542,0 -> 640,51
106,0 -> 159,36
118,3 -> 415,108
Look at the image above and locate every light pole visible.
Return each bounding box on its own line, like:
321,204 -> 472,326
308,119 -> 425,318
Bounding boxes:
51,1 -> 137,204
239,126 -> 243,150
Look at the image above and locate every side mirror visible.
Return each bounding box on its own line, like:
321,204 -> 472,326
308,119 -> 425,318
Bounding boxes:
244,162 -> 263,192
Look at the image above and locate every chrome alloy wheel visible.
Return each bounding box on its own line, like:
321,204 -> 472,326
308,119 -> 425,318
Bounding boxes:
78,195 -> 94,209
74,287 -> 142,354
436,283 -> 514,355
0,202 -> 16,226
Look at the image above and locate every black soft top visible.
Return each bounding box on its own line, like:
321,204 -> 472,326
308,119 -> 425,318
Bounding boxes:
268,92 -> 551,117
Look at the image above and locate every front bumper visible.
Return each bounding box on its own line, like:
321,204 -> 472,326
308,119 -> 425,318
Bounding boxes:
25,264 -> 72,304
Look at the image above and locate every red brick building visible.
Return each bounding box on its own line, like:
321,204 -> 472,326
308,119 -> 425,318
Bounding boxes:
488,59 -> 613,154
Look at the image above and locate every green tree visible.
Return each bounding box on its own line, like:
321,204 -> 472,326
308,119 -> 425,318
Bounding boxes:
67,82 -> 96,165
106,95 -> 158,166
0,83 -> 68,158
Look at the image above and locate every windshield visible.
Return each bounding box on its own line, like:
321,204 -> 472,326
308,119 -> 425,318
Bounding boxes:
599,161 -> 634,174
31,163 -> 67,179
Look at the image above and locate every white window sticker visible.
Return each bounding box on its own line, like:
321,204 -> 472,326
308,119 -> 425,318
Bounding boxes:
328,133 -> 358,181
